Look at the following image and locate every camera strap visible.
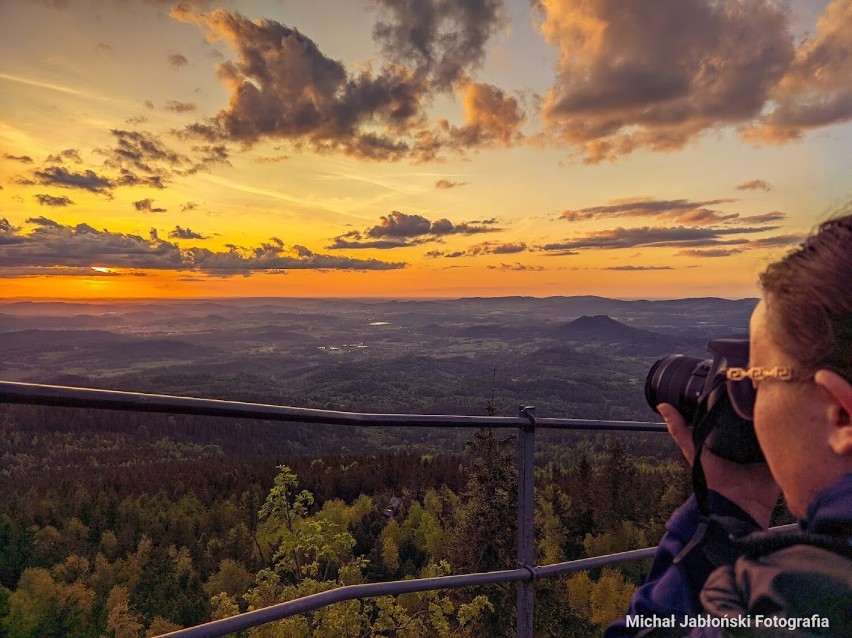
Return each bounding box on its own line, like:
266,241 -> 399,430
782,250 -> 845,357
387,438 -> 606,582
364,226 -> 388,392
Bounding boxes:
690,381 -> 726,515
672,379 -> 726,564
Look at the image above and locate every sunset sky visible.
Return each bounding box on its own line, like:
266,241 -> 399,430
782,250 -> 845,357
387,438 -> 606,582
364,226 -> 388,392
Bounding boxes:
1,0 -> 850,299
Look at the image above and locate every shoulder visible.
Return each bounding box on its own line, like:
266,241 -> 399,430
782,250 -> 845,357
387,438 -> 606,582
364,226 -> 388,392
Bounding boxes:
702,544 -> 851,634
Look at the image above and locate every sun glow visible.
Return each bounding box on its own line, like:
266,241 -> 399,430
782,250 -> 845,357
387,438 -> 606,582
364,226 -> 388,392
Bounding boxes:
0,0 -> 844,300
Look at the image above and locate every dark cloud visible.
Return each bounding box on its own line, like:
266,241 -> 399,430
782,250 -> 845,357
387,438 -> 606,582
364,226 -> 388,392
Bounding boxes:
183,239 -> 407,274
32,166 -> 113,194
172,8 -> 523,161
0,217 -> 405,275
103,128 -> 191,177
559,197 -> 787,226
329,211 -> 500,249
423,241 -> 526,258
537,0 -> 795,162
133,199 -> 167,213
191,144 -> 230,169
741,1 -> 852,143
97,129 -> 227,185
0,218 -> 21,243
541,225 -> 777,251
113,169 -> 166,190
429,219 -> 460,235
736,179 -> 772,191
24,216 -> 63,228
435,179 -> 467,189
736,212 -> 786,224
179,122 -> 220,142
327,236 -> 416,250
144,100 -> 155,109
126,115 -> 149,125
534,0 -> 852,161
34,194 -> 74,207
743,91 -> 852,144
425,250 -> 467,258
486,263 -> 544,271
444,82 -> 525,150
676,248 -> 743,258
407,82 -> 525,161
366,211 -> 499,238
0,266 -> 146,278
164,100 -> 197,113
45,149 -> 83,164
95,42 -> 112,53
172,8 -> 427,158
181,202 -> 198,212
168,53 -> 189,67
602,265 -> 675,270
468,241 -> 527,255
370,0 -> 506,90
367,212 -> 432,238
154,2 -> 839,165
0,218 -> 183,269
168,225 -> 206,240
28,145 -> 179,197
4,154 -> 33,164
559,198 -> 740,225
747,233 -> 807,248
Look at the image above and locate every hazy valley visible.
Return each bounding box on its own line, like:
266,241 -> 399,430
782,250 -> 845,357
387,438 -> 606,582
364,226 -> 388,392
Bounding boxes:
1,295 -> 754,416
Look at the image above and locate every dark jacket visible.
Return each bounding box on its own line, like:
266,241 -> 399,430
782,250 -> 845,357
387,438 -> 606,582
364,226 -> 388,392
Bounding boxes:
606,473 -> 852,638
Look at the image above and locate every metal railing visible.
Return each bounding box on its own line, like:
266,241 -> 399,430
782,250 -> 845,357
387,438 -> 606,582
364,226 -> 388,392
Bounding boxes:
0,380 -> 670,637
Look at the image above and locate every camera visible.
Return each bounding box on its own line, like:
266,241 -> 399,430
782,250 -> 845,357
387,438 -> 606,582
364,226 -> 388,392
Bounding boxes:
645,338 -> 764,464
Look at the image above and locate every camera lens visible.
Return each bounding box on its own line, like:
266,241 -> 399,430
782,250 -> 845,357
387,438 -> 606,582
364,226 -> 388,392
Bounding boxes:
644,355 -> 711,423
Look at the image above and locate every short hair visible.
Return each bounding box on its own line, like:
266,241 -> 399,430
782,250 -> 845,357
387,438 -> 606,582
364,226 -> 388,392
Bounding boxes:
759,213 -> 852,381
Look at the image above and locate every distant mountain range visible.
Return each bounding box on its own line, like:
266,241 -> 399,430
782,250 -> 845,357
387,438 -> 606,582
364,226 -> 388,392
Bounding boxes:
0,296 -> 753,393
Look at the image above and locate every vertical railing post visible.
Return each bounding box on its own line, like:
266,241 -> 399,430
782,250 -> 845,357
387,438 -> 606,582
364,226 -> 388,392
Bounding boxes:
517,405 -> 536,638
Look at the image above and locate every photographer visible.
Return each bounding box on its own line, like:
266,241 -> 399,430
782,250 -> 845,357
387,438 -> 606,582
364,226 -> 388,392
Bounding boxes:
607,214 -> 852,637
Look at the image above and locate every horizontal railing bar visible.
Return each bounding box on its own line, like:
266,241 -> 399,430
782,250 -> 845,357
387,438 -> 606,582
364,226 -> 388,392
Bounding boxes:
159,547 -> 656,638
161,568 -> 529,638
162,523 -> 800,638
537,417 -> 665,432
534,546 -> 658,577
0,381 -> 517,428
0,381 -> 666,431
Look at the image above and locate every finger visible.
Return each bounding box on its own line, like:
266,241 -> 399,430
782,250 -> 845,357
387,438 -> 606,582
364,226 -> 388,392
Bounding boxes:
658,403 -> 695,464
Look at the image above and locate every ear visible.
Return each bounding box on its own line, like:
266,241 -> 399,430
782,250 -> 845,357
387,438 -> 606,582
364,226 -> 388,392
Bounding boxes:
814,369 -> 852,456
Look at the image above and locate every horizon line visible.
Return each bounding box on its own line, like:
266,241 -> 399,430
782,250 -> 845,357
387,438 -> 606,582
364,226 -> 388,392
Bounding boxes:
0,293 -> 761,303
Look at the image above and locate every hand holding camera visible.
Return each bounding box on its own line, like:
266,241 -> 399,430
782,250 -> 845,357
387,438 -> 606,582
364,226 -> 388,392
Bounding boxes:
657,402 -> 780,529
646,339 -> 781,528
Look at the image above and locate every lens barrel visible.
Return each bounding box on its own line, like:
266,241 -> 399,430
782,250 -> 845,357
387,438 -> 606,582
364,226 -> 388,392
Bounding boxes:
644,355 -> 711,424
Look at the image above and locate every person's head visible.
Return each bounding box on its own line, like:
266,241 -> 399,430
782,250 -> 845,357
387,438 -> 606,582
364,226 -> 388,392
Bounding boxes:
749,213 -> 852,518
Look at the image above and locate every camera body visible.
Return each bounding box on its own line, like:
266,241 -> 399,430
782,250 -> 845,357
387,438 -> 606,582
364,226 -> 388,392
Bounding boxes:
645,338 -> 764,464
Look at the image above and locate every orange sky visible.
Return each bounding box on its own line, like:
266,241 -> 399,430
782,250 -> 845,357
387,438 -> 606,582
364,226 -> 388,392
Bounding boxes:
1,0 -> 850,299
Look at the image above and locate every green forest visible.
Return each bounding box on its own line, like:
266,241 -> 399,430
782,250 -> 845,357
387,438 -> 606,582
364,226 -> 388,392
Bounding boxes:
0,399 -> 711,637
